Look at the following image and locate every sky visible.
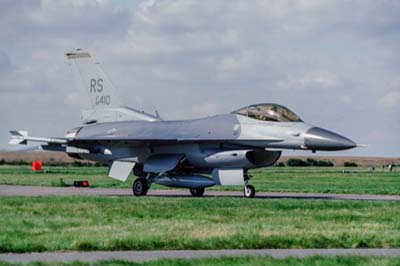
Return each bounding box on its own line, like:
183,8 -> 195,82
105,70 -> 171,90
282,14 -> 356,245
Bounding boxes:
0,0 -> 399,157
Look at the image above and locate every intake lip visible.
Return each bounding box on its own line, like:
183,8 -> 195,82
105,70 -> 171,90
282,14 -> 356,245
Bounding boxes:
304,127 -> 356,151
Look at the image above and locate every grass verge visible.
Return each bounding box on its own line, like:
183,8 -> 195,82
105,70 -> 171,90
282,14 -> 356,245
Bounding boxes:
0,196 -> 399,252
0,166 -> 399,195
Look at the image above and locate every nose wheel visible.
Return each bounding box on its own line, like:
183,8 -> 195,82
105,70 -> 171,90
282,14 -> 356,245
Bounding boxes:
244,172 -> 255,198
244,185 -> 255,198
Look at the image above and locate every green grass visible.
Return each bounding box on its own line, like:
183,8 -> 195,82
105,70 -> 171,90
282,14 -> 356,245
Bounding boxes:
0,165 -> 399,195
248,167 -> 400,195
0,196 -> 399,252
1,256 -> 400,266
0,166 -> 112,187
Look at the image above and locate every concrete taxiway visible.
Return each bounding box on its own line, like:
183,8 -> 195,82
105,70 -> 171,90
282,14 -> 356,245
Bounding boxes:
0,185 -> 399,201
0,249 -> 399,263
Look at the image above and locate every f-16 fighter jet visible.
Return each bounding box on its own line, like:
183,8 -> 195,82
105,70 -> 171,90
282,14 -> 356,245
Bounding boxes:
10,49 -> 357,198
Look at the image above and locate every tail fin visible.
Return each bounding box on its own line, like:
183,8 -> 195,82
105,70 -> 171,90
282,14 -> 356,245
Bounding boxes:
66,49 -> 121,109
65,49 -> 160,123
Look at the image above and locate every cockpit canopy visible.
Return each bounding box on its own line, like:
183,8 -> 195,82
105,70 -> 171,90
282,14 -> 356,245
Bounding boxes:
232,103 -> 303,122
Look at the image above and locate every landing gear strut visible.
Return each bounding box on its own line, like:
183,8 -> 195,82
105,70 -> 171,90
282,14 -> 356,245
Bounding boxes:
243,172 -> 256,198
189,187 -> 205,197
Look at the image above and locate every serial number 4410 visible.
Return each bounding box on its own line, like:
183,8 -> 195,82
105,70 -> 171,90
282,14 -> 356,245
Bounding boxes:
96,95 -> 111,105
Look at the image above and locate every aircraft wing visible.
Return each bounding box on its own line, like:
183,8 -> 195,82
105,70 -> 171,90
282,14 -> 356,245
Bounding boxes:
10,130 -> 283,149
68,136 -> 283,146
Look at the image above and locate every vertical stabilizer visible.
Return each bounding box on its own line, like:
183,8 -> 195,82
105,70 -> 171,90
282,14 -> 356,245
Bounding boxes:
66,49 -> 121,109
65,49 -> 161,123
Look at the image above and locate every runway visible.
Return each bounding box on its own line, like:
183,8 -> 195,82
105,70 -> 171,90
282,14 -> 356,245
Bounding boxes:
0,249 -> 399,263
0,185 -> 399,200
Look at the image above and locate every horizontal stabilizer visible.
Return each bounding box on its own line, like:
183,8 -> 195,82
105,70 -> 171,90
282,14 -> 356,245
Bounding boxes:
9,131 -> 28,145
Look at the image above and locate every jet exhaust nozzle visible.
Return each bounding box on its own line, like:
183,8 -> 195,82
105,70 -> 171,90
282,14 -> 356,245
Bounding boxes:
304,127 -> 356,151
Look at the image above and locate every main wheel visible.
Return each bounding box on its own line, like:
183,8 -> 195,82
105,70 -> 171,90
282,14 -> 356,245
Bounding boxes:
190,187 -> 205,197
133,178 -> 148,196
244,185 -> 255,198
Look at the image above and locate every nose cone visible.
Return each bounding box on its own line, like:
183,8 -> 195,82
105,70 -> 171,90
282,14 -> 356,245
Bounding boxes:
304,127 -> 356,151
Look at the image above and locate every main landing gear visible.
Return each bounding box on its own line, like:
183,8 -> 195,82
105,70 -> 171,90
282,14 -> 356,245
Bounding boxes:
132,165 -> 207,197
132,178 -> 149,196
189,187 -> 205,197
132,166 -> 153,196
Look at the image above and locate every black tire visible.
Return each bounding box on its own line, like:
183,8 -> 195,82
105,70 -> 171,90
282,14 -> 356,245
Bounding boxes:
244,185 -> 255,198
133,178 -> 148,196
190,187 -> 205,197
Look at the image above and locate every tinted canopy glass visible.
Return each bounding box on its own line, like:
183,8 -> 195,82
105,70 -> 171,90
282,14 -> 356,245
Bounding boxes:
233,104 -> 303,122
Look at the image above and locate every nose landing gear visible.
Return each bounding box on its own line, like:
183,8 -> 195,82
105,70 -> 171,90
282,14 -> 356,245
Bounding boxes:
244,184 -> 255,198
243,173 -> 256,198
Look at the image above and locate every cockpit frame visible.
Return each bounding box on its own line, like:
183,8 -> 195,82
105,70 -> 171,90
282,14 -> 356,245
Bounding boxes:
232,103 -> 303,122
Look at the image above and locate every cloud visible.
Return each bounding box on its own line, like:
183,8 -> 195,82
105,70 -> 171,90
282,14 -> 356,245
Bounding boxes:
377,78 -> 400,111
379,90 -> 400,108
277,71 -> 338,90
338,95 -> 352,104
0,51 -> 12,70
378,90 -> 400,110
0,0 -> 399,156
192,102 -> 218,117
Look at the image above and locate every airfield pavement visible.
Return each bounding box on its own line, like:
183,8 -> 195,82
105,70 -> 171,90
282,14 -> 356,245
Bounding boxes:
1,185 -> 399,201
1,249 -> 400,263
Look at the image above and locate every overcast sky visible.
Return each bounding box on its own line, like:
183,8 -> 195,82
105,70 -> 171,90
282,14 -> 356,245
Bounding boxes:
1,0 -> 399,157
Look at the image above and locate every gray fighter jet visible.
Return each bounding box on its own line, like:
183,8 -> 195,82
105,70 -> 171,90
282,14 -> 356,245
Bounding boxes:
9,49 -> 357,198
